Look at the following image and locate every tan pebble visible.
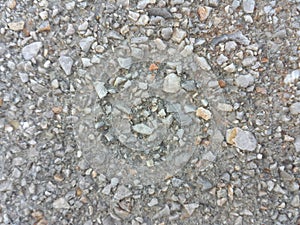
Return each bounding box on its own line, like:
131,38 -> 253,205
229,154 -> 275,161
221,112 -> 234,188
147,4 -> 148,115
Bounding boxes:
52,106 -> 62,114
197,6 -> 211,21
6,0 -> 16,9
256,86 -> 267,94
196,107 -> 212,121
0,98 -> 3,107
54,174 -> 64,182
226,127 -> 238,145
8,21 -> 24,31
76,187 -> 83,197
38,21 -> 51,32
91,170 -> 97,178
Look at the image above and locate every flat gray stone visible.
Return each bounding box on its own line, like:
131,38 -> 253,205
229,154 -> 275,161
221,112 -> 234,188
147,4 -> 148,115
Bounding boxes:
242,56 -> 257,67
59,56 -> 73,75
132,123 -> 154,135
79,37 -> 95,52
114,185 -> 132,201
195,56 -> 211,71
235,74 -> 255,88
161,27 -> 173,40
94,82 -> 108,99
171,28 -> 186,43
163,73 -> 181,93
117,57 -> 132,69
242,0 -> 255,13
53,197 -> 70,209
284,69 -> 300,84
147,8 -> 172,19
22,42 -> 42,60
290,102 -> 300,115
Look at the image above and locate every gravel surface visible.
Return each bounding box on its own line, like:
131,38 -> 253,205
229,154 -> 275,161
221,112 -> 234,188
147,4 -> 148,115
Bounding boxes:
0,0 -> 299,224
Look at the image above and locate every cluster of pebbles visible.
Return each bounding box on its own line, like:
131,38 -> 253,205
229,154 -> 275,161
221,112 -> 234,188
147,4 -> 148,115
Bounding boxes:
0,0 -> 299,224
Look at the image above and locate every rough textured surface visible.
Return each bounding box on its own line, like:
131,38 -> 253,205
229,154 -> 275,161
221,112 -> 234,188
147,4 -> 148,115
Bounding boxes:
0,0 -> 300,224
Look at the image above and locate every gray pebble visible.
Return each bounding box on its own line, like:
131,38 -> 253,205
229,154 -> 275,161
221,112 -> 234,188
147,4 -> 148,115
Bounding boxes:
290,102 -> 300,115
161,27 -> 173,40
136,15 -> 149,26
79,37 -> 95,52
243,0 -> 255,13
197,176 -> 213,191
195,56 -> 211,71
114,185 -> 132,201
53,197 -> 70,209
170,0 -> 184,5
172,178 -> 183,187
180,45 -> 193,57
171,28 -> 186,43
132,123 -> 154,135
94,82 -> 108,99
242,56 -> 257,67
183,203 -> 199,216
22,42 -> 43,60
291,195 -> 299,207
235,74 -> 255,88
216,54 -> 228,65
147,8 -> 172,19
163,73 -> 181,93
117,57 -> 132,69
131,36 -> 148,44
153,205 -> 170,219
148,198 -> 158,207
209,0 -> 220,7
59,56 -> 73,75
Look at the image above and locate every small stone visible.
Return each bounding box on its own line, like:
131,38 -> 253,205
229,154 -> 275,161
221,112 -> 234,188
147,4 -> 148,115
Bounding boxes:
136,14 -> 149,26
216,54 -> 228,65
8,21 -> 24,31
197,6 -> 212,21
0,98 -> 2,107
131,36 -> 148,44
39,11 -> 48,20
78,21 -> 89,31
242,0 -> 255,13
225,41 -> 237,52
218,80 -> 226,88
148,198 -> 158,207
51,79 -> 59,89
94,82 -> 108,99
197,177 -> 213,191
82,58 -> 92,67
290,102 -> 300,115
153,205 -> 170,219
172,178 -> 183,187
22,42 -> 43,60
153,38 -> 167,50
128,11 -> 140,21
180,45 -> 193,57
52,106 -> 62,114
242,56 -> 257,67
114,185 -> 132,201
53,197 -> 70,209
171,28 -> 186,43
66,1 -> 75,10
217,103 -> 233,112
183,203 -> 199,216
224,63 -> 236,73
66,24 -> 75,36
294,137 -> 300,153
6,0 -> 16,9
161,27 -> 173,40
235,74 -> 255,88
226,127 -> 257,151
284,69 -> 300,84
195,56 -> 211,71
291,195 -> 299,207
132,123 -> 154,135
38,21 -> 51,32
170,0 -> 184,5
59,56 -> 73,75
209,0 -> 219,7
117,57 -> 132,69
79,37 -> 95,52
163,73 -> 181,93
196,107 -> 212,121
147,8 -> 172,19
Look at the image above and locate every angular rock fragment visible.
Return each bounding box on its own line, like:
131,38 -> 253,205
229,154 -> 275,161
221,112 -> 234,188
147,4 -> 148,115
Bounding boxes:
22,42 -> 43,60
59,56 -> 73,75
196,107 -> 212,121
163,73 -> 181,93
226,127 -> 257,151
